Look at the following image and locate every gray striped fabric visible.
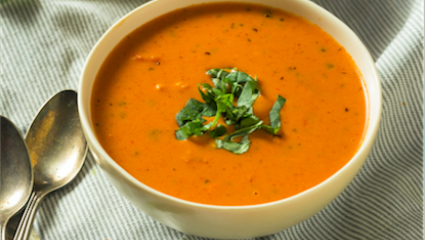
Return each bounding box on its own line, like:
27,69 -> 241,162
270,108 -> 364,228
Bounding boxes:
1,0 -> 423,239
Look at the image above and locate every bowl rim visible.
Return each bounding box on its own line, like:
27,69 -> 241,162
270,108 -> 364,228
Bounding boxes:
78,0 -> 382,210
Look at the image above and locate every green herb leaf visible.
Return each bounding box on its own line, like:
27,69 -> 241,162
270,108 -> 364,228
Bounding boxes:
240,115 -> 261,129
260,124 -> 275,134
215,94 -> 234,112
175,99 -> 207,127
237,80 -> 260,107
207,68 -> 230,79
216,135 -> 251,154
209,124 -> 227,138
226,71 -> 254,83
175,119 -> 204,140
198,83 -> 215,106
210,93 -> 234,128
262,95 -> 286,134
270,95 -> 286,130
223,120 -> 263,141
223,77 -> 243,97
226,105 -> 251,124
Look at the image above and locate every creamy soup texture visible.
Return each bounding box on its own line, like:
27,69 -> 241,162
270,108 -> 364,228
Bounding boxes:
91,2 -> 367,206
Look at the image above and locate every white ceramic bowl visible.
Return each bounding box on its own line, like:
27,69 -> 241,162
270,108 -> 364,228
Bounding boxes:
78,0 -> 382,239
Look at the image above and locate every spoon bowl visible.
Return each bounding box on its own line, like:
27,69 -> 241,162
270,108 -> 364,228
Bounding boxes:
25,90 -> 87,195
0,117 -> 33,240
13,90 -> 88,240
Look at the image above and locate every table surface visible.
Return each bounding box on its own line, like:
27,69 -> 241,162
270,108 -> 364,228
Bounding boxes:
1,0 -> 423,239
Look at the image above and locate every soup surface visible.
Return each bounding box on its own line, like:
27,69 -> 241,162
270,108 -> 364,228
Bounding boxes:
91,2 -> 367,206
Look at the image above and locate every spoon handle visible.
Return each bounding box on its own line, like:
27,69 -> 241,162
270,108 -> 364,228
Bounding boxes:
13,192 -> 43,240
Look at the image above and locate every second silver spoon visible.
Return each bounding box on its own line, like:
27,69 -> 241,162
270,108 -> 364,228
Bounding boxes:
0,117 -> 33,240
13,90 -> 88,240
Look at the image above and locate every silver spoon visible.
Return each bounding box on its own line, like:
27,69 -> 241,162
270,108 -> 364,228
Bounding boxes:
0,117 -> 33,240
13,90 -> 88,240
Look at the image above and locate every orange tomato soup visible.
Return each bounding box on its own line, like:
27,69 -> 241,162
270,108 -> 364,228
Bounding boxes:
91,3 -> 367,206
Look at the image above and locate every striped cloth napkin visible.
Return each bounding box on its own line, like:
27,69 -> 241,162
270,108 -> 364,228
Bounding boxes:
1,0 -> 422,239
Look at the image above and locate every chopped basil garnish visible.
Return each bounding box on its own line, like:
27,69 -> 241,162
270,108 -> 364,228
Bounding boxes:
175,68 -> 286,154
